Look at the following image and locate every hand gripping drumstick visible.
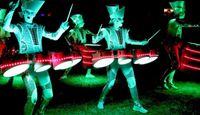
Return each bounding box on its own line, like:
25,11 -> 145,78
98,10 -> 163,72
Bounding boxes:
97,24 -> 103,36
93,24 -> 103,43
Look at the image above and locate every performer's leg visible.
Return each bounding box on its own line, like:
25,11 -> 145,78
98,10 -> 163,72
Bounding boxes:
36,71 -> 53,115
85,68 -> 95,78
60,67 -> 72,80
168,69 -> 178,89
162,68 -> 170,90
121,63 -> 148,113
97,60 -> 118,109
22,73 -> 38,115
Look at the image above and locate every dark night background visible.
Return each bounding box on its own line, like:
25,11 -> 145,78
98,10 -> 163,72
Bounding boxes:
1,0 -> 200,114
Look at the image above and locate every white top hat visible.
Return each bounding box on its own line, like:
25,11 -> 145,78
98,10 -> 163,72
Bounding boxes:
106,5 -> 125,19
21,0 -> 45,14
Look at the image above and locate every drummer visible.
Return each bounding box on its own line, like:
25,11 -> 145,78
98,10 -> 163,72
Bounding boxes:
0,8 -> 11,57
63,14 -> 96,78
92,4 -> 149,113
3,0 -> 69,114
160,0 -> 186,90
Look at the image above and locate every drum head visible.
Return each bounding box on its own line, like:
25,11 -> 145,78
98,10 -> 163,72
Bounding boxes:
53,60 -> 73,70
93,58 -> 114,68
118,58 -> 132,65
71,59 -> 82,67
3,64 -> 30,77
134,56 -> 158,65
144,56 -> 158,64
134,57 -> 149,65
34,63 -> 51,73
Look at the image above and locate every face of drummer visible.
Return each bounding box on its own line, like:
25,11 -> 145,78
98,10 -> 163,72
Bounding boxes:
74,18 -> 85,28
173,3 -> 185,19
112,17 -> 124,30
22,8 -> 36,23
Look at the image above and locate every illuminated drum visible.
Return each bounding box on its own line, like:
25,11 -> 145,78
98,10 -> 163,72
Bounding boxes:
81,44 -> 101,68
51,52 -> 73,70
0,54 -> 31,77
69,51 -> 82,67
117,50 -> 133,65
33,53 -> 52,72
133,49 -> 159,65
92,50 -> 114,68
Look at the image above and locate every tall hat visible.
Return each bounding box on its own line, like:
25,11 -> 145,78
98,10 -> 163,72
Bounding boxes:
0,8 -> 7,23
169,1 -> 185,11
70,14 -> 84,24
106,5 -> 125,19
21,0 -> 45,14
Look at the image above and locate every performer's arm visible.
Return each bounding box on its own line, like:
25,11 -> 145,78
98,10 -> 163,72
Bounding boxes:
3,0 -> 20,32
43,21 -> 69,41
92,28 -> 106,43
126,29 -> 148,46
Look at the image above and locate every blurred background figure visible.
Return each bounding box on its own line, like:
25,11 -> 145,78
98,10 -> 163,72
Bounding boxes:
161,0 -> 186,90
0,8 -> 11,58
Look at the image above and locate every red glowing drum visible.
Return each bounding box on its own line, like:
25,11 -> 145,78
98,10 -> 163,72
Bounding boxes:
92,50 -> 114,68
51,52 -> 73,70
81,44 -> 101,68
117,50 -> 133,65
69,51 -> 82,67
133,49 -> 159,65
0,54 -> 31,77
33,53 -> 52,72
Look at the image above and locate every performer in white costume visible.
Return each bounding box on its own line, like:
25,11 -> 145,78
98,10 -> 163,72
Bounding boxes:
93,5 -> 148,113
3,0 -> 69,114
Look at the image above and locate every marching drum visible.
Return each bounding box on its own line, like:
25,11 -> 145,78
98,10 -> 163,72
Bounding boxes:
92,50 -> 114,68
133,49 -> 159,65
69,51 -> 82,67
117,50 -> 133,65
0,54 -> 31,77
51,52 -> 73,70
33,53 -> 52,72
81,44 -> 101,68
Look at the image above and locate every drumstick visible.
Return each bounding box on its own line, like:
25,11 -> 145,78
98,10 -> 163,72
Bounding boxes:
148,29 -> 161,41
65,3 -> 73,22
188,42 -> 200,46
97,24 -> 102,36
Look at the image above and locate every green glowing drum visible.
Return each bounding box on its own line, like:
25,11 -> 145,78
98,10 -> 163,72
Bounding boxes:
0,54 -> 31,77
133,49 -> 159,65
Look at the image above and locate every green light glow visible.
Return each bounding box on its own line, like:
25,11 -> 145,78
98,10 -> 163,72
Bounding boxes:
0,75 -> 10,85
12,75 -> 25,89
157,81 -> 200,98
59,75 -> 107,87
